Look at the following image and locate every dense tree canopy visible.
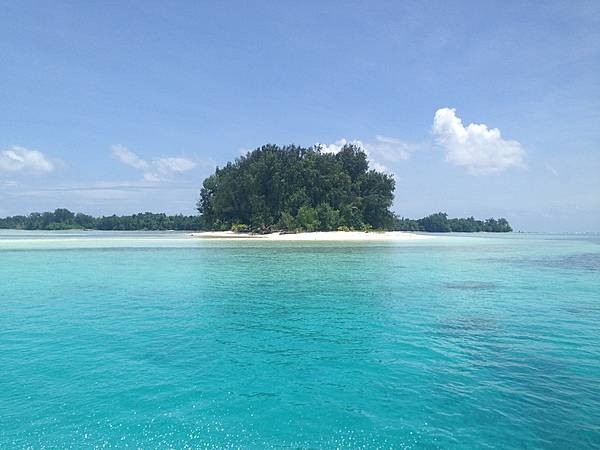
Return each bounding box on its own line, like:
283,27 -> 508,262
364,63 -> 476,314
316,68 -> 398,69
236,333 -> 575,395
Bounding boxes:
0,210 -> 201,231
197,144 -> 396,231
0,209 -> 512,233
392,213 -> 512,232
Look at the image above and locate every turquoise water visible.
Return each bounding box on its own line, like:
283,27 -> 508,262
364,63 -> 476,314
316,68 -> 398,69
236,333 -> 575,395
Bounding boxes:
1,231 -> 599,448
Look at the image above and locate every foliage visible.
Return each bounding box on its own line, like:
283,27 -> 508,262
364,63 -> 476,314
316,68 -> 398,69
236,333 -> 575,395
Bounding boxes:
0,209 -> 203,231
391,213 -> 512,232
0,209 -> 512,233
230,222 -> 249,233
197,143 -> 395,231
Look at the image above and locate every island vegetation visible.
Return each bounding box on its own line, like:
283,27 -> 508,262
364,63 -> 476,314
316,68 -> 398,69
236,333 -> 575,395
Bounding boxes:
0,210 -> 201,231
0,209 -> 512,233
198,144 -> 394,232
393,213 -> 512,233
0,144 -> 512,233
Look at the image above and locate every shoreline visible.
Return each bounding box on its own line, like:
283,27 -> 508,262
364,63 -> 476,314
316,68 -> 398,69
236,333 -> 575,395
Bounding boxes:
189,230 -> 433,241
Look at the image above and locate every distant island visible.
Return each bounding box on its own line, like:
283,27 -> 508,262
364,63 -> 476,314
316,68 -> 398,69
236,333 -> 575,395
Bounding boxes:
0,210 -> 202,231
0,144 -> 512,233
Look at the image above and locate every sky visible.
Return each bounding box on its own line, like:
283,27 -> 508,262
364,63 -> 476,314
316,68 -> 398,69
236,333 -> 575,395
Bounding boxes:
1,1 -> 599,232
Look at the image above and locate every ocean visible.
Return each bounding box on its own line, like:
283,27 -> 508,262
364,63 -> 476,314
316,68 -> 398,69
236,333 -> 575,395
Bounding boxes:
1,231 -> 599,448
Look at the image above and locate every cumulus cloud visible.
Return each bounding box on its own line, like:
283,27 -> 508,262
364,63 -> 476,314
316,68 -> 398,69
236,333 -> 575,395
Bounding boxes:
0,146 -> 55,173
317,138 -> 362,155
433,108 -> 525,174
316,136 -> 417,174
111,145 -> 196,182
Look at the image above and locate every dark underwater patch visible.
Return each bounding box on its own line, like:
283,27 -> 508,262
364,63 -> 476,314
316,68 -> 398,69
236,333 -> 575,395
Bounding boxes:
482,252 -> 600,273
443,281 -> 498,291
537,253 -> 600,272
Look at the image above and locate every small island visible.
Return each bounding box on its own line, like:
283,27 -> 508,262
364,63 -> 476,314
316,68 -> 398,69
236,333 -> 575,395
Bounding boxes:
197,144 -> 512,233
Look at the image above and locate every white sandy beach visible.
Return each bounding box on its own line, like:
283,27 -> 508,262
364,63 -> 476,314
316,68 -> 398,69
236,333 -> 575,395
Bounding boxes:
190,231 -> 433,241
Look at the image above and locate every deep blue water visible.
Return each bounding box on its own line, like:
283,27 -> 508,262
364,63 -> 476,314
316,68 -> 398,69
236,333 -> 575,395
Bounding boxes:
1,231 -> 599,448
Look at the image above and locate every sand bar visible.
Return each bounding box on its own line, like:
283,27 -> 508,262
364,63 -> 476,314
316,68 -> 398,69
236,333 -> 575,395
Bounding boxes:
190,231 -> 433,241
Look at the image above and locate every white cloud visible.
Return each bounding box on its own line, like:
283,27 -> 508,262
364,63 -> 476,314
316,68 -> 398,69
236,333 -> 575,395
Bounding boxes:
433,108 -> 525,174
317,138 -> 364,155
0,146 -> 55,173
317,138 -> 388,170
316,136 -> 419,175
111,144 -> 149,170
143,172 -> 162,182
368,135 -> 416,163
154,157 -> 196,174
111,145 -> 196,182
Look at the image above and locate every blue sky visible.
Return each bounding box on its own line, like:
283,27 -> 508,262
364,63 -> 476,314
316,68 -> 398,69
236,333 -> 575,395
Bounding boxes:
1,1 -> 598,231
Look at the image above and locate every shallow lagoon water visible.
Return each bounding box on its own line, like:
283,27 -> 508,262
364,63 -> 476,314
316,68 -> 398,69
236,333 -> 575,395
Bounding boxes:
1,231 -> 599,448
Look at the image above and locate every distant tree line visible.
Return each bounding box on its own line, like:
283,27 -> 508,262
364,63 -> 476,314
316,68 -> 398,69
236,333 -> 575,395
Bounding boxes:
392,212 -> 512,232
0,209 -> 201,231
0,209 -> 511,233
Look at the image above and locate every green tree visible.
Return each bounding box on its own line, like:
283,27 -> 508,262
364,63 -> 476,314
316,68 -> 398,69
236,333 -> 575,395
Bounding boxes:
418,213 -> 451,232
296,205 -> 319,231
197,144 -> 395,232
